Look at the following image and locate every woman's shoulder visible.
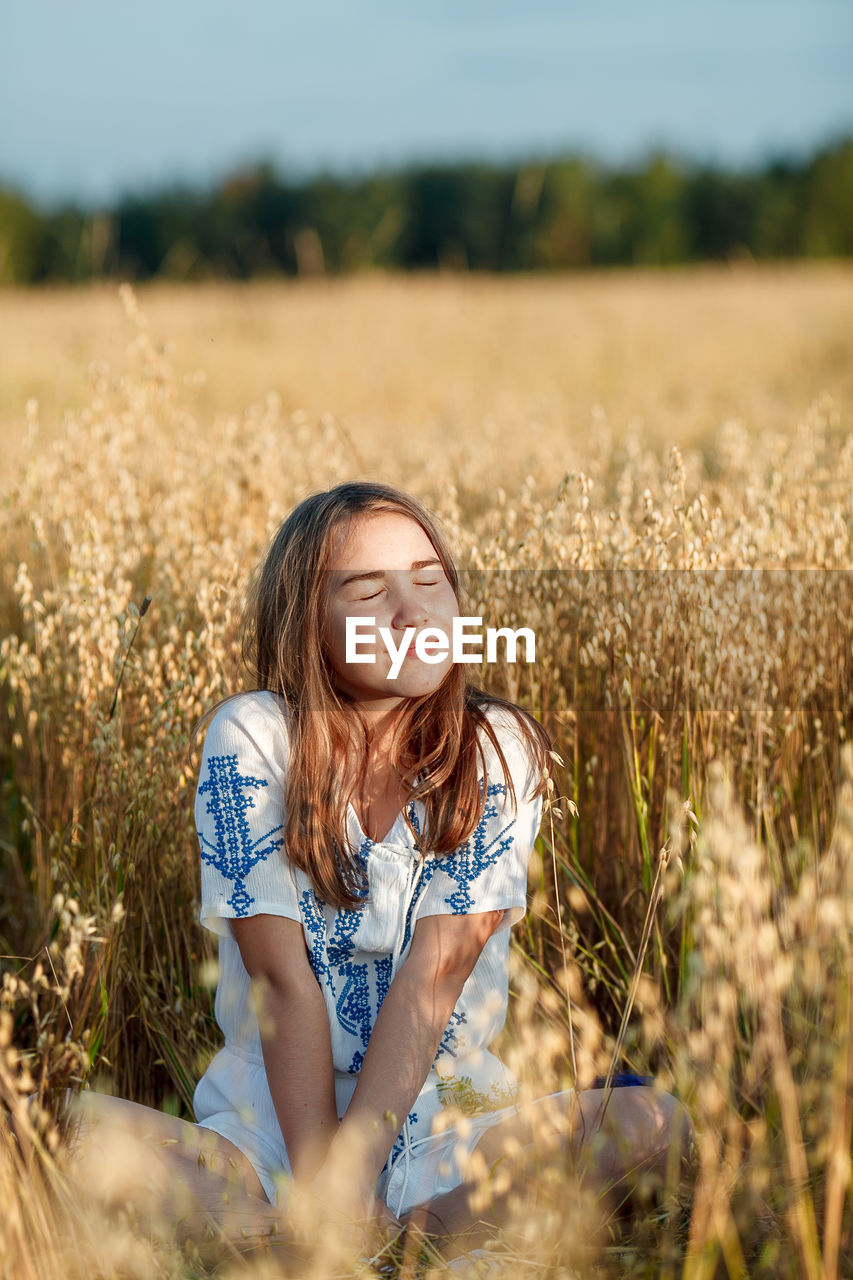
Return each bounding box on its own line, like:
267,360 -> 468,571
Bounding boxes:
476,699 -> 548,798
200,690 -> 290,767
479,698 -> 542,747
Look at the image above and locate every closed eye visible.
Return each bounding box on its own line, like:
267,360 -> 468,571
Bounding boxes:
413,578 -> 442,587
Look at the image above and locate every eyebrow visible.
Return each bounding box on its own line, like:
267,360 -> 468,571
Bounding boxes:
338,558 -> 442,588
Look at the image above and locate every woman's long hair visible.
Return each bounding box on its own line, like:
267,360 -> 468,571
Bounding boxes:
241,481 -> 551,908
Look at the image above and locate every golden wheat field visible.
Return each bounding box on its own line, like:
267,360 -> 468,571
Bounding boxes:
1,266 -> 852,1280
2,264 -> 852,489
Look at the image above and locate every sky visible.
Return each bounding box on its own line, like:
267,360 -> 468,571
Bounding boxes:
2,0 -> 852,206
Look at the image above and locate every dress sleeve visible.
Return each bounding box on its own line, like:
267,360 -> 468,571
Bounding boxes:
416,709 -> 545,933
194,693 -> 301,937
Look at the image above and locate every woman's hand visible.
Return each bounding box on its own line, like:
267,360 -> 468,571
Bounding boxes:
290,1166 -> 402,1262
329,909 -> 505,1186
369,1197 -> 405,1261
230,913 -> 340,1181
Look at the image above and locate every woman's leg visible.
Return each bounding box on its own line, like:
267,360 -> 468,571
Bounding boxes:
65,1092 -> 297,1261
399,1086 -> 693,1260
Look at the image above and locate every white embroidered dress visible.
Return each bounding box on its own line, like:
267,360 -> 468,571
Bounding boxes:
193,690 -> 544,1215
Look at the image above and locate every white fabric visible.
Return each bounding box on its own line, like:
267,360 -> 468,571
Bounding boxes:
192,690 -> 544,1213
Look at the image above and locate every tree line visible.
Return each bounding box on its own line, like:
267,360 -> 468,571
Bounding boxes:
1,139 -> 851,284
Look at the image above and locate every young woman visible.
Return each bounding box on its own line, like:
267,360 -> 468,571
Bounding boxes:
69,481 -> 689,1261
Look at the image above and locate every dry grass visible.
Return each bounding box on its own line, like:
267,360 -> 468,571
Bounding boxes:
1,264 -> 852,491
0,269 -> 851,1277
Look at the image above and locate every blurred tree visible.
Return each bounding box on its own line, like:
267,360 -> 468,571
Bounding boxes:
1,139 -> 852,285
593,156 -> 689,266
529,160 -> 595,268
801,139 -> 853,257
749,162 -> 801,258
0,189 -> 50,284
116,192 -> 191,278
43,208 -> 91,281
395,164 -> 515,270
630,155 -> 690,264
681,169 -> 756,260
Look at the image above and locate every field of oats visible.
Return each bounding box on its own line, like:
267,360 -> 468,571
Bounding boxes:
1,266 -> 852,1280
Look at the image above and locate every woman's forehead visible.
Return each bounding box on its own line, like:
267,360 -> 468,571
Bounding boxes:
329,510 -> 439,573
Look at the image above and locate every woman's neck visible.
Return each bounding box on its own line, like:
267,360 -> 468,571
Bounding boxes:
350,699 -> 402,758
345,699 -> 418,787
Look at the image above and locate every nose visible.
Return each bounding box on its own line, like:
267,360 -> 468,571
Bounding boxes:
390,581 -> 428,632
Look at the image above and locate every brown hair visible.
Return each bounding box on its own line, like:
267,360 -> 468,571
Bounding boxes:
241,481 -> 551,908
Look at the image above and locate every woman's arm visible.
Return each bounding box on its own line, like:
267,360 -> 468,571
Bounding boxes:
231,913 -> 339,1182
314,909 -> 503,1209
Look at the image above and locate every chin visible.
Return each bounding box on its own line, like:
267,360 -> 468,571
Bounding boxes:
390,668 -> 452,700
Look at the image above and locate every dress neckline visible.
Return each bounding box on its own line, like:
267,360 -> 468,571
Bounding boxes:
346,800 -> 419,849
346,767 -> 428,848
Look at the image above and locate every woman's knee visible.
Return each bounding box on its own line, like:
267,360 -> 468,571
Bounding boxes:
574,1085 -> 692,1188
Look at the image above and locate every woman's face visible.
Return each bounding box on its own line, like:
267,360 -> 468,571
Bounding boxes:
324,510 -> 460,707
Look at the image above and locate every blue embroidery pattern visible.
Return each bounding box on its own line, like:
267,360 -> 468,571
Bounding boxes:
300,890 -> 329,984
374,955 -> 393,1009
435,1010 -> 467,1062
436,783 -> 515,914
198,753 -> 284,916
342,955 -> 395,1073
335,834 -> 372,904
407,801 -> 423,844
290,791 -> 513,1080
326,906 -> 363,965
297,838 -> 384,1074
300,837 -> 372,983
389,1111 -> 420,1165
337,960 -> 372,1045
401,858 -> 437,953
